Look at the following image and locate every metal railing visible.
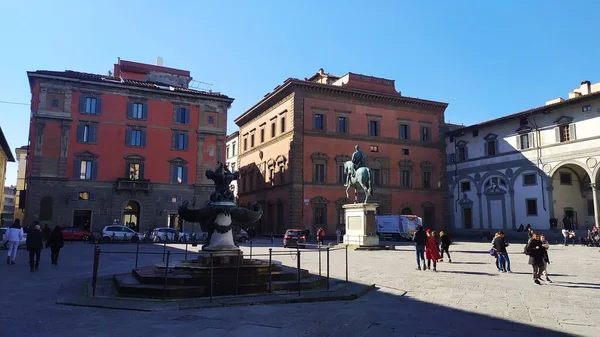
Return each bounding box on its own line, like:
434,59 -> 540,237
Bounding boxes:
90,241 -> 349,302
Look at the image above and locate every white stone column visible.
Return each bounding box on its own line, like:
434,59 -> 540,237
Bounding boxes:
591,183 -> 599,229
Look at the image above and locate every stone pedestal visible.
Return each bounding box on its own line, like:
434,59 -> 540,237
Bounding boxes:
342,203 -> 380,246
202,212 -> 238,251
198,250 -> 243,266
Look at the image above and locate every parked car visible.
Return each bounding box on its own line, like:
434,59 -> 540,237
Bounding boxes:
283,229 -> 306,248
101,225 -> 142,242
61,227 -> 92,241
235,229 -> 249,243
151,227 -> 177,242
0,227 -> 27,249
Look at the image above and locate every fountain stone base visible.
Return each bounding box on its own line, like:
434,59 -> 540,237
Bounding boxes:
198,250 -> 244,266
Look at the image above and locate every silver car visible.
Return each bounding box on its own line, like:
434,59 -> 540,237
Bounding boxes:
151,227 -> 177,242
101,225 -> 142,242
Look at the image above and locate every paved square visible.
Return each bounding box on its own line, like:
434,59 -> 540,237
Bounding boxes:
1,240 -> 598,336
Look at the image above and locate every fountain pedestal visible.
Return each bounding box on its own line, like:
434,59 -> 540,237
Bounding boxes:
198,250 -> 244,266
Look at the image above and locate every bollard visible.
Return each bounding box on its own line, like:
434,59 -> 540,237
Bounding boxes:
91,247 -> 100,297
135,240 -> 139,268
250,240 -> 253,260
326,247 -> 330,290
345,244 -> 349,283
268,248 -> 272,293
318,245 -> 322,276
209,253 -> 214,302
297,249 -> 301,296
162,241 -> 167,262
163,251 -> 170,301
235,250 -> 241,295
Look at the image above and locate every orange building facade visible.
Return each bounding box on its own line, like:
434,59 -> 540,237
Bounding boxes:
25,59 -> 233,232
235,69 -> 449,235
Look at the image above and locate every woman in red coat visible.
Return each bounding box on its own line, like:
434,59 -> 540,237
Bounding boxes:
425,229 -> 441,271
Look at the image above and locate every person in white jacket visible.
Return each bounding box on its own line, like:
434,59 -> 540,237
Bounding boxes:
5,219 -> 24,265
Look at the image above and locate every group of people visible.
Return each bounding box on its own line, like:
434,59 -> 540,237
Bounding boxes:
525,231 -> 552,284
412,226 -> 452,271
3,219 -> 65,272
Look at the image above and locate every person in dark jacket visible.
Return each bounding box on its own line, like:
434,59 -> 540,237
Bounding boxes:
526,233 -> 546,284
48,226 -> 64,265
492,231 -> 509,272
26,224 -> 44,272
42,224 -> 51,244
439,231 -> 452,262
412,226 -> 427,270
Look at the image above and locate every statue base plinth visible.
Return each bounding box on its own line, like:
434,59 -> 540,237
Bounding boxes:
198,250 -> 243,266
342,203 -> 380,247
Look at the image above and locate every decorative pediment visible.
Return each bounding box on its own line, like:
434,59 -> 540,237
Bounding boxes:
421,201 -> 435,208
484,187 -> 507,196
420,161 -> 434,169
168,156 -> 188,165
456,140 -> 468,147
515,125 -> 532,134
335,154 -> 351,164
74,151 -> 98,159
458,193 -> 473,205
310,152 -> 329,161
483,133 -> 498,141
309,196 -> 328,204
124,154 -> 146,162
553,115 -> 573,125
398,159 -> 413,169
276,155 -> 287,164
266,158 -> 276,167
367,158 -> 382,169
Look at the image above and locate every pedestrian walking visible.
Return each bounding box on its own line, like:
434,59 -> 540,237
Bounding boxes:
439,231 -> 452,262
26,224 -> 44,272
48,225 -> 64,265
425,229 -> 441,271
525,233 -> 546,285
540,235 -> 552,283
5,219 -> 24,265
492,231 -> 509,272
412,225 -> 427,270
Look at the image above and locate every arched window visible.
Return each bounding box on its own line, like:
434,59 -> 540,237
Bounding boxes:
484,177 -> 507,191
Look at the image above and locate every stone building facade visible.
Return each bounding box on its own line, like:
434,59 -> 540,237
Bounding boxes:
225,131 -> 239,202
25,59 -> 233,232
446,80 -> 600,232
235,69 -> 449,235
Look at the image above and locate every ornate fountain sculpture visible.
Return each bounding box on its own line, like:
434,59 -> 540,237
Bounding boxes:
178,162 -> 262,253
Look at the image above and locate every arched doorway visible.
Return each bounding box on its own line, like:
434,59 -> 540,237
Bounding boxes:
123,200 -> 140,232
551,163 -> 592,230
39,196 -> 53,222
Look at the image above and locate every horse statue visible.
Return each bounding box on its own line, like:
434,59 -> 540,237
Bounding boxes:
344,160 -> 373,204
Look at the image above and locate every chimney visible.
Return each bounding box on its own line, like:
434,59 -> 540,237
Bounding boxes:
580,80 -> 591,95
156,57 -> 164,66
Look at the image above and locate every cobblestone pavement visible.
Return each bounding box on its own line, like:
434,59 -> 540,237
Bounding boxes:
1,240 -> 598,337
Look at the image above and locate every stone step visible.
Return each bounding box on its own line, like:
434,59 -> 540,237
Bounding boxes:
113,274 -> 206,298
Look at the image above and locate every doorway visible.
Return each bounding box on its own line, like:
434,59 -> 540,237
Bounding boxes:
40,196 -> 53,222
73,210 -> 92,231
168,214 -> 181,230
564,208 -> 578,230
463,208 -> 473,229
123,200 -> 140,232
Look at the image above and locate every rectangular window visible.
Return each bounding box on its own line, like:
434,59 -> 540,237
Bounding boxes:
232,143 -> 236,155
472,130 -> 478,137
314,206 -> 325,225
175,107 -> 190,124
79,160 -> 94,180
526,199 -> 538,216
368,120 -> 379,136
77,124 -> 97,143
402,148 -> 409,155
271,123 -> 276,137
172,165 -> 188,184
85,97 -> 97,114
269,168 -> 274,183
401,170 -> 411,188
280,117 -> 286,133
279,166 -> 285,184
250,134 -> 255,147
315,164 -> 325,183
421,126 -> 431,142
243,138 -> 247,151
422,171 -> 431,189
78,192 -> 90,200
486,141 -> 496,156
559,124 -> 570,142
338,165 -> 347,184
230,163 -> 235,172
458,147 -> 467,162
582,105 -> 592,112
226,147 -> 230,158
559,173 -> 572,185
260,129 -> 265,143
461,181 -> 471,192
314,114 -> 324,130
337,117 -> 347,133
519,134 -> 530,149
128,163 -> 142,180
400,124 -> 410,140
174,132 -> 189,150
132,103 -> 144,119
370,145 -> 379,152
372,169 -> 381,186
449,153 -> 455,163
208,115 -> 215,125
127,129 -> 146,147
523,174 -> 537,186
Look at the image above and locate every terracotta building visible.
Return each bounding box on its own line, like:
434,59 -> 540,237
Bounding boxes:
234,69 -> 449,235
25,58 -> 233,232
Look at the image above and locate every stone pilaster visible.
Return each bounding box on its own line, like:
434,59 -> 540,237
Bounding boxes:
195,132 -> 208,185
58,122 -> 71,177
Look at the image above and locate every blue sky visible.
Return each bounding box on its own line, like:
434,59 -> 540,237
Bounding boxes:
1,0 -> 598,186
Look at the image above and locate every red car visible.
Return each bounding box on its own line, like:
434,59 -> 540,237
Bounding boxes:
61,227 -> 92,241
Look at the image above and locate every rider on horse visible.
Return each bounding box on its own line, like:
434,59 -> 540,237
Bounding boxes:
346,145 -> 365,187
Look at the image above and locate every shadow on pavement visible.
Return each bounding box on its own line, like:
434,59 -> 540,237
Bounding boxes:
442,261 -> 488,265
436,270 -> 498,277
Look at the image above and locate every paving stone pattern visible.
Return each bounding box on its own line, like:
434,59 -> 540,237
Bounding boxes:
1,240 -> 599,337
